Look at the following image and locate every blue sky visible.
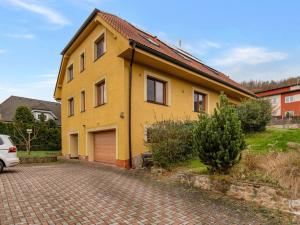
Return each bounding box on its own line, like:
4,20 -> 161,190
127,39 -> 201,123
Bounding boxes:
0,0 -> 299,102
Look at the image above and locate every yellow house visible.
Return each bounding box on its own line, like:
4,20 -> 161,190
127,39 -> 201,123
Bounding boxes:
54,9 -> 254,168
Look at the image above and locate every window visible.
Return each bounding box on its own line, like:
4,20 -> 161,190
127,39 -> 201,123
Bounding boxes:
285,111 -> 294,118
81,91 -> 86,112
94,34 -> 105,60
285,96 -> 294,103
68,97 -> 74,116
0,138 -> 3,145
95,80 -> 105,106
147,77 -> 166,104
145,128 -> 152,143
80,53 -> 85,72
194,92 -> 206,112
67,64 -> 74,82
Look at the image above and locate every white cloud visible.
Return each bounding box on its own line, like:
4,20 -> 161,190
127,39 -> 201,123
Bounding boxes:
180,40 -> 221,56
0,49 -> 6,53
5,33 -> 35,39
8,0 -> 70,26
0,72 -> 58,103
213,47 -> 288,66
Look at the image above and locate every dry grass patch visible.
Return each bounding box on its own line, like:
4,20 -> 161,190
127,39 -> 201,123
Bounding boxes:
231,150 -> 300,198
257,151 -> 300,197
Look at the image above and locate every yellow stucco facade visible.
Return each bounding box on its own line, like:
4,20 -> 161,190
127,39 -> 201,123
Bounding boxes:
54,12 -> 252,168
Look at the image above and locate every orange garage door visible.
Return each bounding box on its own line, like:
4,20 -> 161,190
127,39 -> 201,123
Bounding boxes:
94,130 -> 116,164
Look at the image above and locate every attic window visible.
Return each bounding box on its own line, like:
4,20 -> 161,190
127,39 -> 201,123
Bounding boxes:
139,34 -> 160,47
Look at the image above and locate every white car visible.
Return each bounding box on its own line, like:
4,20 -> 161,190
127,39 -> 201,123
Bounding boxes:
0,135 -> 20,173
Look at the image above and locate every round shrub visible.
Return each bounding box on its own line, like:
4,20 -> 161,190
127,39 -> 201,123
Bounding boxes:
146,119 -> 195,168
237,98 -> 272,132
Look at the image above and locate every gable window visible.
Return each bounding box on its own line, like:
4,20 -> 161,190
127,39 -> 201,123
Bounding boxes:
80,91 -> 86,112
285,96 -> 294,103
80,53 -> 85,72
94,34 -> 105,60
68,97 -> 74,116
147,77 -> 166,105
67,64 -> 74,82
95,80 -> 105,106
194,92 -> 206,112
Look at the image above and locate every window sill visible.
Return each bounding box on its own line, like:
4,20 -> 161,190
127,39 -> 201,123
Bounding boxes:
80,110 -> 86,113
67,79 -> 73,83
80,69 -> 85,73
146,100 -> 168,107
68,114 -> 74,117
94,52 -> 105,62
94,103 -> 106,108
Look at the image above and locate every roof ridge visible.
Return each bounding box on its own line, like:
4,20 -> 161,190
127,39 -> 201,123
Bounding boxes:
97,9 -> 157,39
8,95 -> 60,105
61,8 -> 254,97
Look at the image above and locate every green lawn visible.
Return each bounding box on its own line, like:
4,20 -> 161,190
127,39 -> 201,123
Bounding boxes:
182,128 -> 300,173
246,128 -> 300,154
17,150 -> 61,158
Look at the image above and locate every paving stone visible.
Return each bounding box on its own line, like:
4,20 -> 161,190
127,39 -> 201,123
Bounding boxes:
0,162 -> 290,225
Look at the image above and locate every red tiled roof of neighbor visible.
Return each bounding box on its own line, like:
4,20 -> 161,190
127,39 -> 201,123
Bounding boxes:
62,9 -> 255,97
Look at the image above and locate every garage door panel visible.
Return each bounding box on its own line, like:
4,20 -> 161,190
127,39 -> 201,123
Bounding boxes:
94,130 -> 116,164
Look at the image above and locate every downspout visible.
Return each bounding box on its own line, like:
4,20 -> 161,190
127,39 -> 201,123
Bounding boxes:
128,40 -> 136,168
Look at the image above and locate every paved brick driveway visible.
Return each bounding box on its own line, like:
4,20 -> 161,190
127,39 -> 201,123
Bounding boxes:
0,161 -> 290,225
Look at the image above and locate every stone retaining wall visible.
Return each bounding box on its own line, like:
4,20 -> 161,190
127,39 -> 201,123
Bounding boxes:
174,172 -> 300,215
20,156 -> 57,164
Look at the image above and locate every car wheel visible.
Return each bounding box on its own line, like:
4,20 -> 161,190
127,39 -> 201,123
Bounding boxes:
0,161 -> 4,173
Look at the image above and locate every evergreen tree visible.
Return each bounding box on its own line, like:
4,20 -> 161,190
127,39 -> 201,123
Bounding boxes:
193,94 -> 245,174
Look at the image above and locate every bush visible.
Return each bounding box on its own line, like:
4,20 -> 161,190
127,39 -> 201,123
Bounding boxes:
237,98 -> 272,132
146,119 -> 195,168
193,94 -> 246,174
0,107 -> 61,151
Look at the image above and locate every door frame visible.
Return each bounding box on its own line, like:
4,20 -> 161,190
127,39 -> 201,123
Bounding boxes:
69,131 -> 79,158
86,125 -> 118,162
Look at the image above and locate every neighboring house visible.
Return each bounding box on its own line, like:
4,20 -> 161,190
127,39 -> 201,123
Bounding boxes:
54,9 -> 254,168
0,96 -> 61,125
256,84 -> 300,118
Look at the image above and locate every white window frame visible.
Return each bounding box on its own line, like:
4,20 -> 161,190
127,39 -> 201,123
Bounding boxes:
144,71 -> 171,106
68,96 -> 75,116
80,89 -> 86,112
93,76 -> 107,107
285,96 -> 294,103
79,50 -> 86,73
192,87 -> 209,113
67,63 -> 74,82
93,29 -> 106,61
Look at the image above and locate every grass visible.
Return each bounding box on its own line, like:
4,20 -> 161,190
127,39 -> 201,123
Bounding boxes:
245,128 -> 300,154
181,128 -> 300,174
17,150 -> 61,158
180,159 -> 208,174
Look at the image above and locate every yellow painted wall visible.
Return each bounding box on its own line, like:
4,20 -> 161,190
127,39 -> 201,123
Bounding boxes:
60,23 -> 129,160
129,63 -> 224,157
58,16 -> 247,164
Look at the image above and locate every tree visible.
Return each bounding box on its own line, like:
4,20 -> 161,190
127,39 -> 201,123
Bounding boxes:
12,106 -> 39,154
237,98 -> 272,132
193,94 -> 246,174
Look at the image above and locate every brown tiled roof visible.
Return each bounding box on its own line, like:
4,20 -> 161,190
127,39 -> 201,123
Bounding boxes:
62,9 -> 254,97
0,96 -> 61,125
